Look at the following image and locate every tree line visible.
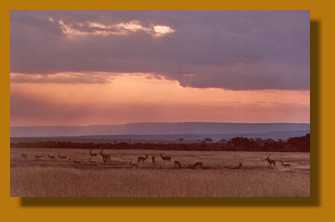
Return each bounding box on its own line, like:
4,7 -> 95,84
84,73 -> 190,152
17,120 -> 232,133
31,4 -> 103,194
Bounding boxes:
11,133 -> 310,152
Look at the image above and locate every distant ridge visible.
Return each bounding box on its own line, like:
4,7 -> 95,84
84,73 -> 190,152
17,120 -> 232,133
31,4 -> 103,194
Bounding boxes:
11,122 -> 310,138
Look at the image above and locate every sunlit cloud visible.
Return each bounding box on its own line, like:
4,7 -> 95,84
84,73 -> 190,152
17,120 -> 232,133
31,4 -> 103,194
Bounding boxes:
152,25 -> 175,37
49,17 -> 175,38
11,72 -> 310,126
11,72 -> 113,84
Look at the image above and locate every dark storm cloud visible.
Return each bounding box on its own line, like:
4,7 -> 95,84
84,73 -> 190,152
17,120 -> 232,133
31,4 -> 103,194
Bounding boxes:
10,11 -> 309,90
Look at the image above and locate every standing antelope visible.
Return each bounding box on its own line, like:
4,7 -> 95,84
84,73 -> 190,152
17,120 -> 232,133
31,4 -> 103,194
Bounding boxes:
151,155 -> 156,165
99,149 -> 112,164
174,160 -> 182,169
88,149 -> 99,162
265,155 -> 276,168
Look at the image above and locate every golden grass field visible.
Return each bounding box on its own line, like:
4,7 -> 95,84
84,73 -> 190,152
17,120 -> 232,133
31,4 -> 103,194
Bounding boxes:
11,148 -> 310,197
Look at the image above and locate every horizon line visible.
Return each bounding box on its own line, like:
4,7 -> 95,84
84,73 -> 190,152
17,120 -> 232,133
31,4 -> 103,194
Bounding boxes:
11,121 -> 310,128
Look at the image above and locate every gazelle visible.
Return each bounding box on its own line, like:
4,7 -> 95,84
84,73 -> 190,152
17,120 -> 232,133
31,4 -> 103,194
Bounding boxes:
48,154 -> 56,159
232,162 -> 243,169
129,161 -> 138,168
279,160 -> 291,167
174,160 -> 182,168
89,149 -> 98,157
137,154 -> 148,163
99,149 -> 112,164
57,154 -> 67,160
224,162 -> 243,170
265,155 -> 276,167
21,153 -> 28,159
34,154 -> 43,160
191,161 -> 203,169
151,155 -> 156,165
160,154 -> 172,161
73,160 -> 81,164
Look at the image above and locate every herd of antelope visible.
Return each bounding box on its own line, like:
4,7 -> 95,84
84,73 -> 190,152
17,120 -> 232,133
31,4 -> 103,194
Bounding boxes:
18,150 -> 291,170
19,149 -> 205,169
128,153 -> 204,169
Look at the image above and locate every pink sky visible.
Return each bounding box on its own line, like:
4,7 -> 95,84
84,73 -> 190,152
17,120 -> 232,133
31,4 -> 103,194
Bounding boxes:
11,72 -> 309,126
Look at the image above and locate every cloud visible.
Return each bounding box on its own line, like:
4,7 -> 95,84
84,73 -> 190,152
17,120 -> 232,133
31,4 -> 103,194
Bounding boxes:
50,18 -> 175,38
10,11 -> 309,90
11,72 -> 112,84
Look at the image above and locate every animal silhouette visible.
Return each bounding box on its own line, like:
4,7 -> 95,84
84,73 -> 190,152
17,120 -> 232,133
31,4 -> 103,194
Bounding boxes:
57,154 -> 67,159
34,154 -> 43,160
160,154 -> 172,161
232,162 -> 243,169
89,149 -> 98,157
99,149 -> 112,163
174,160 -> 182,168
191,161 -> 203,169
137,154 -> 149,163
279,160 -> 291,167
21,153 -> 28,159
265,155 -> 276,167
129,161 -> 138,168
151,155 -> 156,165
48,154 -> 56,159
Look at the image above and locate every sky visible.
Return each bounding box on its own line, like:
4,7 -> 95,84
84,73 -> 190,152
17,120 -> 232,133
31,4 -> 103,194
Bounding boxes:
10,11 -> 310,126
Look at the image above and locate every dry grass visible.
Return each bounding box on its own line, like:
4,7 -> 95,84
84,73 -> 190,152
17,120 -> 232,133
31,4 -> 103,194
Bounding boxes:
11,148 -> 310,197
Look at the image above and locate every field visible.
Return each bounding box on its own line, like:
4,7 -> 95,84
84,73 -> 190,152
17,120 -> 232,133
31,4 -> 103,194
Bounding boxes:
11,148 -> 310,197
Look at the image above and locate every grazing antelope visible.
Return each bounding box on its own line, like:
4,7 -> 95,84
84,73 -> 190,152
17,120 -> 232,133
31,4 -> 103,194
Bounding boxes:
160,154 -> 172,161
73,160 -> 81,164
224,162 -> 243,170
57,154 -> 67,160
174,160 -> 182,169
21,153 -> 28,159
129,161 -> 138,168
233,162 -> 243,169
48,154 -> 56,159
89,149 -> 98,157
99,149 -> 112,164
191,161 -> 203,169
279,160 -> 291,167
137,154 -> 148,163
34,154 -> 43,160
265,155 -> 276,168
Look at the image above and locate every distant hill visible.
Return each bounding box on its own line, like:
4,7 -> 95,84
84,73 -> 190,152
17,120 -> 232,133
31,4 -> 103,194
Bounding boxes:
11,122 -> 309,140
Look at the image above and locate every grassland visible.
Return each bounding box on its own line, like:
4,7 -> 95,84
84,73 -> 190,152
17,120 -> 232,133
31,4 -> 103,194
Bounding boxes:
11,148 -> 310,197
